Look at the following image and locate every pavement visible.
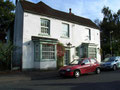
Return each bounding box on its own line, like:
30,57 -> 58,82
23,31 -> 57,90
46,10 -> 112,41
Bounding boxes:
0,70 -> 58,82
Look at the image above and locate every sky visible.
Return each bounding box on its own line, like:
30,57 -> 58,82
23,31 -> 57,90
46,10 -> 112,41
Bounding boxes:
10,0 -> 120,22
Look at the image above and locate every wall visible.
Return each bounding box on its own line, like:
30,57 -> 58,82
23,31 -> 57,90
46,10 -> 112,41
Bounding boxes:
22,12 -> 101,69
13,2 -> 24,68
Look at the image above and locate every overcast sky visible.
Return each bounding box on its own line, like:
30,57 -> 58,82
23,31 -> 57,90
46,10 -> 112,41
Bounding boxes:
11,0 -> 120,22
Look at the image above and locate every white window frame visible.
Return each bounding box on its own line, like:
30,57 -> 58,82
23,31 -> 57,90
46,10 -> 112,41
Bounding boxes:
89,29 -> 91,40
61,23 -> 69,38
41,44 -> 56,61
40,18 -> 50,35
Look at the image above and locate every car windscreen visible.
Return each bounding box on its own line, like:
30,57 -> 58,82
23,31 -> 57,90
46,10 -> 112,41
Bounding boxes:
103,57 -> 115,62
70,59 -> 83,65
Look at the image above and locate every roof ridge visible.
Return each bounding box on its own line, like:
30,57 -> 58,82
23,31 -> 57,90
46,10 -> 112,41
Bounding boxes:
54,8 -> 91,21
20,0 -> 35,4
20,0 -> 99,29
36,1 -> 53,9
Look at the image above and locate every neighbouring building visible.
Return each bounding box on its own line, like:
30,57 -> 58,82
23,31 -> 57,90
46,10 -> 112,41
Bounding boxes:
13,0 -> 101,70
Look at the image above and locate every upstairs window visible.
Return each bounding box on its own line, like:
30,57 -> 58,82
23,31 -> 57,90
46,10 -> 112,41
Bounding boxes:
88,29 -> 91,40
41,18 -> 50,35
62,23 -> 69,37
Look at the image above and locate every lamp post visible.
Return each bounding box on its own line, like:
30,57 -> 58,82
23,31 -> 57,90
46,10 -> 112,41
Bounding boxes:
110,31 -> 113,56
67,42 -> 72,47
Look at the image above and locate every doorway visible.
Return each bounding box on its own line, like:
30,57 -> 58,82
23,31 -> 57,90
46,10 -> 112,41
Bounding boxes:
64,50 -> 70,65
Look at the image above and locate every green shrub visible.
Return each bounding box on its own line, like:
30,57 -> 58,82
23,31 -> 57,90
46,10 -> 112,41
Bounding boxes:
0,42 -> 14,70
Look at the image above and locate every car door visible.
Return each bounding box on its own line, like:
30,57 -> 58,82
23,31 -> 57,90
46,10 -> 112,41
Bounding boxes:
90,58 -> 98,72
80,59 -> 91,74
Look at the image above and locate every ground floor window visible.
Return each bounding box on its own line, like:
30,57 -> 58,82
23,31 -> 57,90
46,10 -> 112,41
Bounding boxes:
42,44 -> 55,60
80,43 -> 97,58
34,43 -> 56,61
34,43 -> 40,61
88,48 -> 96,58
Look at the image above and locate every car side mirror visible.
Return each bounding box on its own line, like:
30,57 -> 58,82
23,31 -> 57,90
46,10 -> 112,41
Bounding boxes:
81,63 -> 85,65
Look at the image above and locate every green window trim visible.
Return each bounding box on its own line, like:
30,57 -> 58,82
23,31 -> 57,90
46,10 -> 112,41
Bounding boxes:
34,42 -> 40,62
41,44 -> 55,60
34,42 -> 57,62
88,47 -> 97,58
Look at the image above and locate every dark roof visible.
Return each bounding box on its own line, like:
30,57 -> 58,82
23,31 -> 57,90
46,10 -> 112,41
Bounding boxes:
20,0 -> 99,29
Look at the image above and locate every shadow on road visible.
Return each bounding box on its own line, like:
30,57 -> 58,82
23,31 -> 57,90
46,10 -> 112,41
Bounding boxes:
39,81 -> 120,90
30,69 -> 120,80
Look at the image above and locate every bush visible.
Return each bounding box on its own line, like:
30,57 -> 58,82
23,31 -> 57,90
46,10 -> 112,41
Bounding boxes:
0,42 -> 14,70
57,42 -> 65,69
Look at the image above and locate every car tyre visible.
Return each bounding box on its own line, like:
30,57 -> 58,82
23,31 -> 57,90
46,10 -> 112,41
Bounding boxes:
74,70 -> 80,78
113,65 -> 117,71
96,68 -> 100,74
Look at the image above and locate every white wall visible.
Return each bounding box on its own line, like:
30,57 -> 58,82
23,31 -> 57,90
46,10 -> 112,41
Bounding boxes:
22,12 -> 101,69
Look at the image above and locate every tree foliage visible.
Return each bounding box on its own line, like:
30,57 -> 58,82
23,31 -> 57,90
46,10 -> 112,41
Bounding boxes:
98,6 -> 120,57
0,0 -> 15,32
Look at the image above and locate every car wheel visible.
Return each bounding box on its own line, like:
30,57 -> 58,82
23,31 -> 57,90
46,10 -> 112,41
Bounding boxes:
96,68 -> 100,74
74,70 -> 80,78
113,65 -> 117,71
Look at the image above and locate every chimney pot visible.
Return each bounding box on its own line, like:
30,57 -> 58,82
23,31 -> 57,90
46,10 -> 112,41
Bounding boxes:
69,8 -> 72,14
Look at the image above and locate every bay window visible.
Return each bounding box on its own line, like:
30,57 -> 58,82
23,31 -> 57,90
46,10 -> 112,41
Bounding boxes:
34,43 -> 40,61
42,44 -> 55,60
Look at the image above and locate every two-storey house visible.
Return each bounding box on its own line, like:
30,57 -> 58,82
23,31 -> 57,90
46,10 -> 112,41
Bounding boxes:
13,0 -> 101,70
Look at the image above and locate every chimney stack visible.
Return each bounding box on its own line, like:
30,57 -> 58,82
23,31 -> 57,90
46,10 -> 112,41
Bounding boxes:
69,8 -> 72,14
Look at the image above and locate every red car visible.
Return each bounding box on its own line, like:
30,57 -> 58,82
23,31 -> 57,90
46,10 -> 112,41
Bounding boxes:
59,58 -> 100,78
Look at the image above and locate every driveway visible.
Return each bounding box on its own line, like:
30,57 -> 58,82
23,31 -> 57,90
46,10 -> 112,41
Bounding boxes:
0,70 -> 120,90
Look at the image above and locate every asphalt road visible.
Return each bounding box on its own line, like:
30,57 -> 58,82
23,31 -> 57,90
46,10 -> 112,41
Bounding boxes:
0,70 -> 120,90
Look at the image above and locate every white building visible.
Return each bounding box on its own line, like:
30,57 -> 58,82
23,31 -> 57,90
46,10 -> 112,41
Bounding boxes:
13,0 -> 101,70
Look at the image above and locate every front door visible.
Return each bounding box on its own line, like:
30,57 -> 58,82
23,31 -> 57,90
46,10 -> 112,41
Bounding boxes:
64,50 -> 70,65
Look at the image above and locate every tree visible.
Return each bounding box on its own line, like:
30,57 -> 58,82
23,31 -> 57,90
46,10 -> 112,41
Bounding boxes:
0,0 -> 15,42
98,6 -> 120,57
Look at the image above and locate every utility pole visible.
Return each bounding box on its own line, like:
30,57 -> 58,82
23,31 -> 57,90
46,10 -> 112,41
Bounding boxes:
110,31 -> 113,56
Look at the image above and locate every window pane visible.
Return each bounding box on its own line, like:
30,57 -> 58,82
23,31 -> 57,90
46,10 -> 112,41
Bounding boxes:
35,43 -> 40,61
62,23 -> 69,37
42,44 -> 55,60
88,48 -> 96,58
41,19 -> 50,35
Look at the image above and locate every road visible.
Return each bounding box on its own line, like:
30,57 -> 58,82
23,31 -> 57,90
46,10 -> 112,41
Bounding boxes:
0,70 -> 120,90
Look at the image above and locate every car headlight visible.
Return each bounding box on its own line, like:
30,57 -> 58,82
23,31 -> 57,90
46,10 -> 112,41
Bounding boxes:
66,68 -> 71,71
